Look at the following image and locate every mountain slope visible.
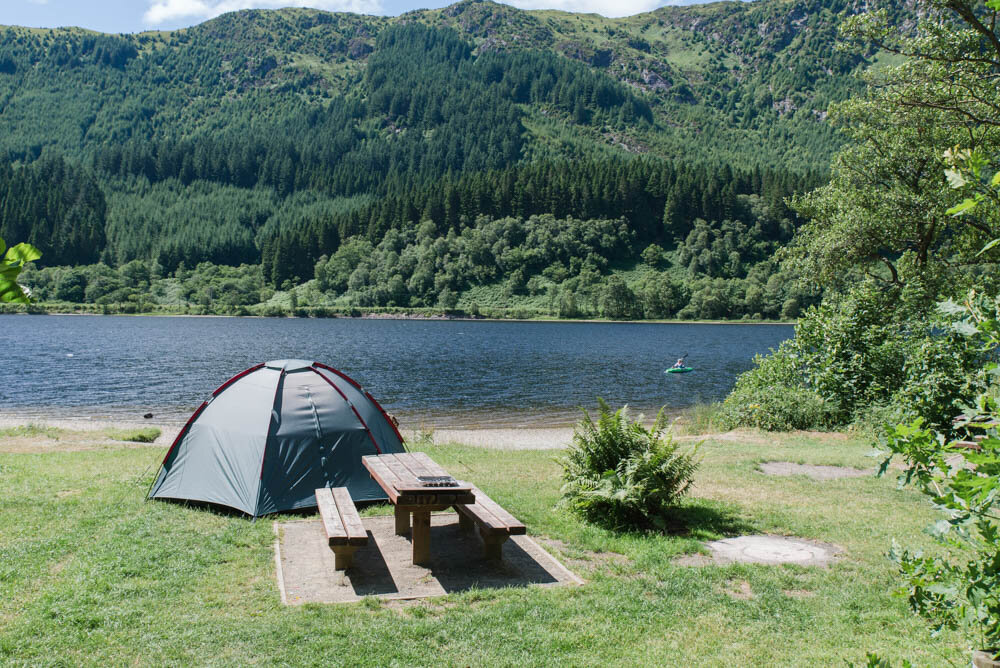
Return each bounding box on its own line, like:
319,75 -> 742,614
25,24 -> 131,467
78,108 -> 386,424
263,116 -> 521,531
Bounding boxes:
0,0 -> 890,170
0,0 -> 902,319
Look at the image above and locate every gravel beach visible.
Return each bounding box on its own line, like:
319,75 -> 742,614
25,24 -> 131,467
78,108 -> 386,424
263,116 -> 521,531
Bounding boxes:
0,415 -> 574,451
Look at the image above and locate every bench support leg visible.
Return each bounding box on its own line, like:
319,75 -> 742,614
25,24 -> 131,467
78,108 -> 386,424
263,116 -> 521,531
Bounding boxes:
481,531 -> 508,561
331,545 -> 359,571
457,509 -> 474,532
394,506 -> 410,535
412,510 -> 431,565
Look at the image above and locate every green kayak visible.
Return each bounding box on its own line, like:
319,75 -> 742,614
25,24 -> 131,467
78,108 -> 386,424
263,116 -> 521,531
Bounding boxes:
665,367 -> 694,374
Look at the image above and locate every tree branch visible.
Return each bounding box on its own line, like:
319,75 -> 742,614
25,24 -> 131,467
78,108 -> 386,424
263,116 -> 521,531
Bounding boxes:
946,1 -> 1000,63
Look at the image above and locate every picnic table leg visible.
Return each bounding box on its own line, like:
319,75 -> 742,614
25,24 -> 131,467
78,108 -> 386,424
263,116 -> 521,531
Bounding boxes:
481,531 -> 506,561
411,510 -> 431,564
394,506 -> 410,535
332,546 -> 358,571
457,507 -> 474,532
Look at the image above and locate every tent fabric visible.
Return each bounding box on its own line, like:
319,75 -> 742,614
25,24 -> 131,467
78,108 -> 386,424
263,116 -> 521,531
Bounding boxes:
148,359 -> 406,517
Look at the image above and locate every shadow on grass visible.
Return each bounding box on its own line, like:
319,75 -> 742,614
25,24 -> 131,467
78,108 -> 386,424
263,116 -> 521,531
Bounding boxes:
662,499 -> 756,540
579,498 -> 756,540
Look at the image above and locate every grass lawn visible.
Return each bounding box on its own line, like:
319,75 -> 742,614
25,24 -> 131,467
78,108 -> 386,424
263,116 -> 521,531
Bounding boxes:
0,429 -> 965,666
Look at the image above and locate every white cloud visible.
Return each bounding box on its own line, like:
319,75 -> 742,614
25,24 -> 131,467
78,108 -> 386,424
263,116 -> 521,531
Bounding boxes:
26,0 -> 50,5
144,0 -> 383,26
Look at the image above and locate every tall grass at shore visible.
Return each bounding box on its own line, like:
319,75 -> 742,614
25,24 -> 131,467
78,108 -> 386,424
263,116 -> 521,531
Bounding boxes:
672,402 -> 727,435
0,429 -> 964,665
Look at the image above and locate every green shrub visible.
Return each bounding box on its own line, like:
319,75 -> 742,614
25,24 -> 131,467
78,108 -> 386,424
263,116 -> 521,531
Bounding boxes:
718,344 -> 833,431
721,281 -> 988,432
104,427 -> 161,443
561,400 -> 699,531
878,290 -> 1000,656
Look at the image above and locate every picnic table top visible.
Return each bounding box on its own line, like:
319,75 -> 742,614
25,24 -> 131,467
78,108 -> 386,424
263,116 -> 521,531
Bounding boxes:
362,452 -> 475,506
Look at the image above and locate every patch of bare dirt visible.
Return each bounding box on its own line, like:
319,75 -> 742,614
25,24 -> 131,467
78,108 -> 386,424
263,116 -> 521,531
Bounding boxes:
534,536 -> 627,576
680,429 -> 853,447
48,557 -> 72,575
789,430 -> 849,442
724,579 -> 755,600
674,552 -> 714,567
758,461 -> 871,481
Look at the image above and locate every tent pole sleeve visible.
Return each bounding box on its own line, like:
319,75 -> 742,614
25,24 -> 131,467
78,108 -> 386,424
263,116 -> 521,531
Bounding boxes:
260,370 -> 286,481
313,363 -> 364,391
311,368 -> 383,454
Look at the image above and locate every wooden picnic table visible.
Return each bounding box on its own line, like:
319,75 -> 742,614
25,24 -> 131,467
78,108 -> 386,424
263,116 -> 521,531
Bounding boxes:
362,452 -> 475,564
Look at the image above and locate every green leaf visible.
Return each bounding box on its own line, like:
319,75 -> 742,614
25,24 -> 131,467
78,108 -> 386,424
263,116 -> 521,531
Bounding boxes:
0,279 -> 30,304
988,0 -> 1000,11
992,170 -> 1000,187
0,236 -> 6,258
4,242 -> 41,265
978,238 -> 1000,257
946,198 -> 979,216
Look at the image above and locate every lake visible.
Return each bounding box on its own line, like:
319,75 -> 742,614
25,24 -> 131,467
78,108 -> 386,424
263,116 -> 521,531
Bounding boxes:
0,315 -> 792,427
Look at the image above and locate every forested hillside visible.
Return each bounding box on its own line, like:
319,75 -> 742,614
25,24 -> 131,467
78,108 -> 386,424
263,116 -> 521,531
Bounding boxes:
0,0 -> 900,318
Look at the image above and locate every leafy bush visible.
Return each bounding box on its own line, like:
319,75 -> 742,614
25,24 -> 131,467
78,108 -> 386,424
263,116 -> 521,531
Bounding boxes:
718,343 -> 833,431
879,290 -> 1000,657
721,281 -> 988,432
561,400 -> 699,531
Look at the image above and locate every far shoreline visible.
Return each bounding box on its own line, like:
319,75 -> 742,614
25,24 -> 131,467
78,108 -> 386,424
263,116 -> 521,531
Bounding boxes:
0,308 -> 795,327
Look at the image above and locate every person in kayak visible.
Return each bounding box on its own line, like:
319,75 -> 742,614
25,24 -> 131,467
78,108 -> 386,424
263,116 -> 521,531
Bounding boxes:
672,358 -> 686,369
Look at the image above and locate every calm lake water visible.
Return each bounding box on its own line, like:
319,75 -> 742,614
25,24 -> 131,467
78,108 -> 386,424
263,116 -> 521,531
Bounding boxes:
1,315 -> 792,427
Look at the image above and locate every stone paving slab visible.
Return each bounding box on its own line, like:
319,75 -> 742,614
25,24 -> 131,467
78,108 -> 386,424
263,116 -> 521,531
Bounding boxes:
275,513 -> 583,605
676,535 -> 841,567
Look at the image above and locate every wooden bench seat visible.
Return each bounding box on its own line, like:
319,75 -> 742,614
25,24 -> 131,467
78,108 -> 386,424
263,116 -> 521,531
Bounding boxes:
454,486 -> 526,560
315,487 -> 368,570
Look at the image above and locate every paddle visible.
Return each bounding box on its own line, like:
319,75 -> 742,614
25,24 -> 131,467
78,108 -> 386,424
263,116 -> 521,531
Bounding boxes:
669,353 -> 689,369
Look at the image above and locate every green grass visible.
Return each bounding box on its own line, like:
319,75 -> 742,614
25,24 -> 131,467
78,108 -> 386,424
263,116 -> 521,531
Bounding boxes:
0,424 -> 64,439
673,402 -> 727,435
103,427 -> 162,443
0,431 -> 967,665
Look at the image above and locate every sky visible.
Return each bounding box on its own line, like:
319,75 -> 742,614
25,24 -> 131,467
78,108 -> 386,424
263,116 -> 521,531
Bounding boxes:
0,0 -> 730,34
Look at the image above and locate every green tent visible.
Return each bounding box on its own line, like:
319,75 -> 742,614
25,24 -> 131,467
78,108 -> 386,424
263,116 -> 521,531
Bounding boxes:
148,359 -> 406,517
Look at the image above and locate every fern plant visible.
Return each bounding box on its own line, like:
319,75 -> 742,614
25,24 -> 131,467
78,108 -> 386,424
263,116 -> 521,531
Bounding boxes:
561,399 -> 699,531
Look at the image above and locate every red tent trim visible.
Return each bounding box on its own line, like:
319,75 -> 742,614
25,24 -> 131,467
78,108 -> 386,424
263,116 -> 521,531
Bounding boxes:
314,362 -> 363,390
156,400 -> 208,471
365,390 -> 406,445
212,363 -> 264,396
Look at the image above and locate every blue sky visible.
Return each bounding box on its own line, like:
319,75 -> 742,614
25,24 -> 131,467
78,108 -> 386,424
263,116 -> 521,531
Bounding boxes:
1,0 -> 728,34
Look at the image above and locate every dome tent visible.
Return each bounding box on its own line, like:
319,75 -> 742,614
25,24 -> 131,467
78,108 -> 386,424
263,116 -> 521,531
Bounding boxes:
148,359 -> 405,517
